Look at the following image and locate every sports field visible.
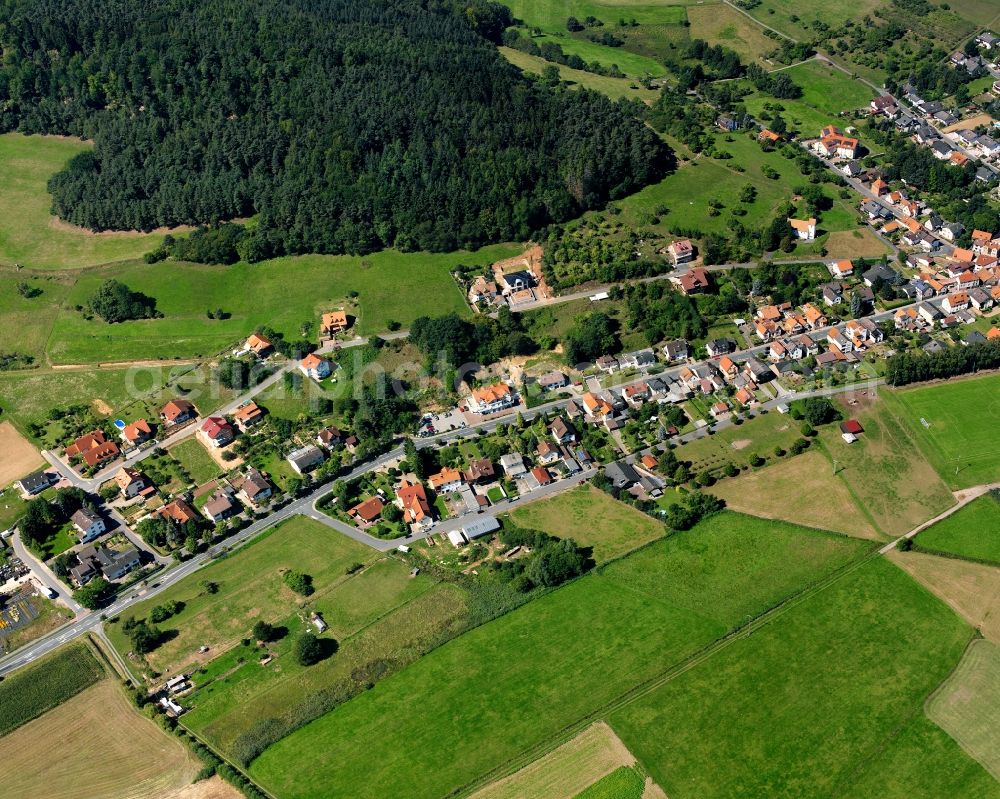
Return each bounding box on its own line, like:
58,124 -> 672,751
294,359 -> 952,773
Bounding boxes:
0,679 -> 209,799
890,549 -> 1000,644
510,485 -> 666,562
0,133 -> 168,269
712,449 -> 881,539
916,494 -> 1000,566
885,373 -> 1000,488
249,512 -> 865,798
928,639 -> 1000,781
819,394 -> 956,536
609,558 -> 980,799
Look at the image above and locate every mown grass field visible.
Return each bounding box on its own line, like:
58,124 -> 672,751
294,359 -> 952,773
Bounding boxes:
818,394 -> 956,537
946,0 -> 1000,26
889,548 -> 1000,644
0,641 -> 104,737
0,679 -> 210,799
500,47 -> 660,103
470,722 -> 644,799
0,133 -> 168,269
106,516 -> 379,674
917,494 -> 1000,566
884,373 -> 1000,489
609,558 -> 981,799
927,639 -> 1000,782
712,448 -> 881,539
169,438 -> 224,485
510,485 -> 666,562
249,512 -> 865,798
686,2 -> 776,63
576,766 -> 647,799
840,713 -> 1000,799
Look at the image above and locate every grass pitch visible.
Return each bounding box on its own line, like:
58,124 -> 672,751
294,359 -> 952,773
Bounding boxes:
885,373 -> 1000,489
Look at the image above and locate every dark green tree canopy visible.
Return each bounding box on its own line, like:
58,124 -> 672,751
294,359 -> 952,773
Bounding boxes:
0,0 -> 670,257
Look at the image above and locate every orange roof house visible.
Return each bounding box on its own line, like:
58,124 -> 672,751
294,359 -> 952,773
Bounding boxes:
428,467 -> 463,491
160,398 -> 196,425
121,418 -> 153,446
871,179 -> 888,196
397,479 -> 432,525
581,392 -> 613,418
246,333 -> 273,357
349,497 -> 384,526
320,310 -> 350,337
65,430 -> 120,468
758,129 -> 781,143
233,401 -> 264,429
987,327 -> 1000,340
789,217 -> 817,240
159,498 -> 200,525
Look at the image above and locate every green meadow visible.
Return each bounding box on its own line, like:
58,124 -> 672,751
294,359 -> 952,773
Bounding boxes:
0,133 -> 167,270
250,512 -> 866,798
609,558 -> 981,799
917,494 -> 1000,567
884,373 -> 1000,489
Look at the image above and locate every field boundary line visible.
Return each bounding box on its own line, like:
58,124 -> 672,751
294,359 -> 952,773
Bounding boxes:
451,547 -> 882,797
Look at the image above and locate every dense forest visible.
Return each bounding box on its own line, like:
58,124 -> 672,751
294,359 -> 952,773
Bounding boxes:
0,0 -> 670,256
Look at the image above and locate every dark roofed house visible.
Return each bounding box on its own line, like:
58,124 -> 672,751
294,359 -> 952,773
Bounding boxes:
203,488 -> 239,522
705,338 -> 736,357
463,457 -> 496,484
549,417 -> 576,444
840,419 -> 864,435
604,461 -> 640,489
16,470 -> 53,496
71,507 -> 105,543
663,339 -> 689,362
